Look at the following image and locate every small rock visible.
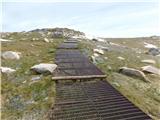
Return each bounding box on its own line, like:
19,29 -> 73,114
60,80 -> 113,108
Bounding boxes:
31,76 -> 41,81
2,51 -> 21,60
44,38 -> 49,43
0,67 -> 16,74
107,66 -> 112,70
91,56 -> 96,64
93,53 -> 99,57
141,65 -> 160,75
117,56 -> 125,60
31,63 -> 57,74
119,67 -> 149,82
104,57 -> 108,60
93,49 -> 104,55
32,38 -> 36,41
0,38 -> 11,42
44,97 -> 48,101
141,59 -> 156,64
112,82 -> 120,87
22,80 -> 27,83
97,45 -> 109,51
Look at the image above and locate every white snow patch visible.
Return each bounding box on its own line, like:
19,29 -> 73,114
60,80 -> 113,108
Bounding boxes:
144,42 -> 157,49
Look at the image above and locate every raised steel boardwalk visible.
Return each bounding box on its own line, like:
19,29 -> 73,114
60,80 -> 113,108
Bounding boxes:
49,39 -> 151,120
52,39 -> 106,81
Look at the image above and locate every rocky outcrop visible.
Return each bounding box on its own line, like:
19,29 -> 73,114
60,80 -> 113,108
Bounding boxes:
31,63 -> 57,74
119,67 -> 149,82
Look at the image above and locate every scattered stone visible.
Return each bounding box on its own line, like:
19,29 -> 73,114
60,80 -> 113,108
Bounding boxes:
0,38 -> 11,42
44,38 -> 49,43
91,56 -> 104,64
112,82 -> 120,87
93,53 -> 99,57
104,57 -> 108,60
91,56 -> 96,64
31,63 -> 57,74
119,67 -> 149,82
92,38 -> 105,42
117,56 -> 125,60
141,59 -> 156,64
141,65 -> 160,75
0,67 -> 16,74
92,38 -> 98,42
2,51 -> 21,60
107,66 -> 112,70
31,44 -> 34,47
147,48 -> 160,56
47,32 -> 52,35
31,76 -> 41,81
22,80 -> 27,83
32,38 -> 36,41
97,45 -> 109,51
44,97 -> 48,101
93,49 -> 104,55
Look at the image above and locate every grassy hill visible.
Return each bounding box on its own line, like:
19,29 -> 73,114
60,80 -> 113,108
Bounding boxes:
1,29 -> 160,119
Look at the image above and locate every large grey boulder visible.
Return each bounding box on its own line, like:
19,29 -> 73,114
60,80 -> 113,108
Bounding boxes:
147,48 -> 160,56
2,51 -> 21,60
0,67 -> 16,74
31,63 -> 57,74
119,67 -> 149,82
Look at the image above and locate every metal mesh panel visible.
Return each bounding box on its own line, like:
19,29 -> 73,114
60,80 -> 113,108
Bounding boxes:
53,41 -> 106,80
49,40 -> 151,120
49,81 -> 151,120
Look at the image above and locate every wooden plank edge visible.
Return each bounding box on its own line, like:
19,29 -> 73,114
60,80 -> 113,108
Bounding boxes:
52,75 -> 107,80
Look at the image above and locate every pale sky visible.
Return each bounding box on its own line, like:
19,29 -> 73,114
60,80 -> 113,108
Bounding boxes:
1,0 -> 160,37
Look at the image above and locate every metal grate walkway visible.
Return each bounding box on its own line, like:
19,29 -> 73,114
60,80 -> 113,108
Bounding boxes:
49,81 -> 151,120
49,39 -> 151,120
52,40 -> 106,81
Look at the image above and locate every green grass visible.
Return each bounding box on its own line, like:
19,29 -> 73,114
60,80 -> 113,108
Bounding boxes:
1,38 -> 63,119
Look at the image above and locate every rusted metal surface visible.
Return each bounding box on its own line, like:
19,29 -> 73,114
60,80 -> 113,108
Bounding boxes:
49,81 -> 151,120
